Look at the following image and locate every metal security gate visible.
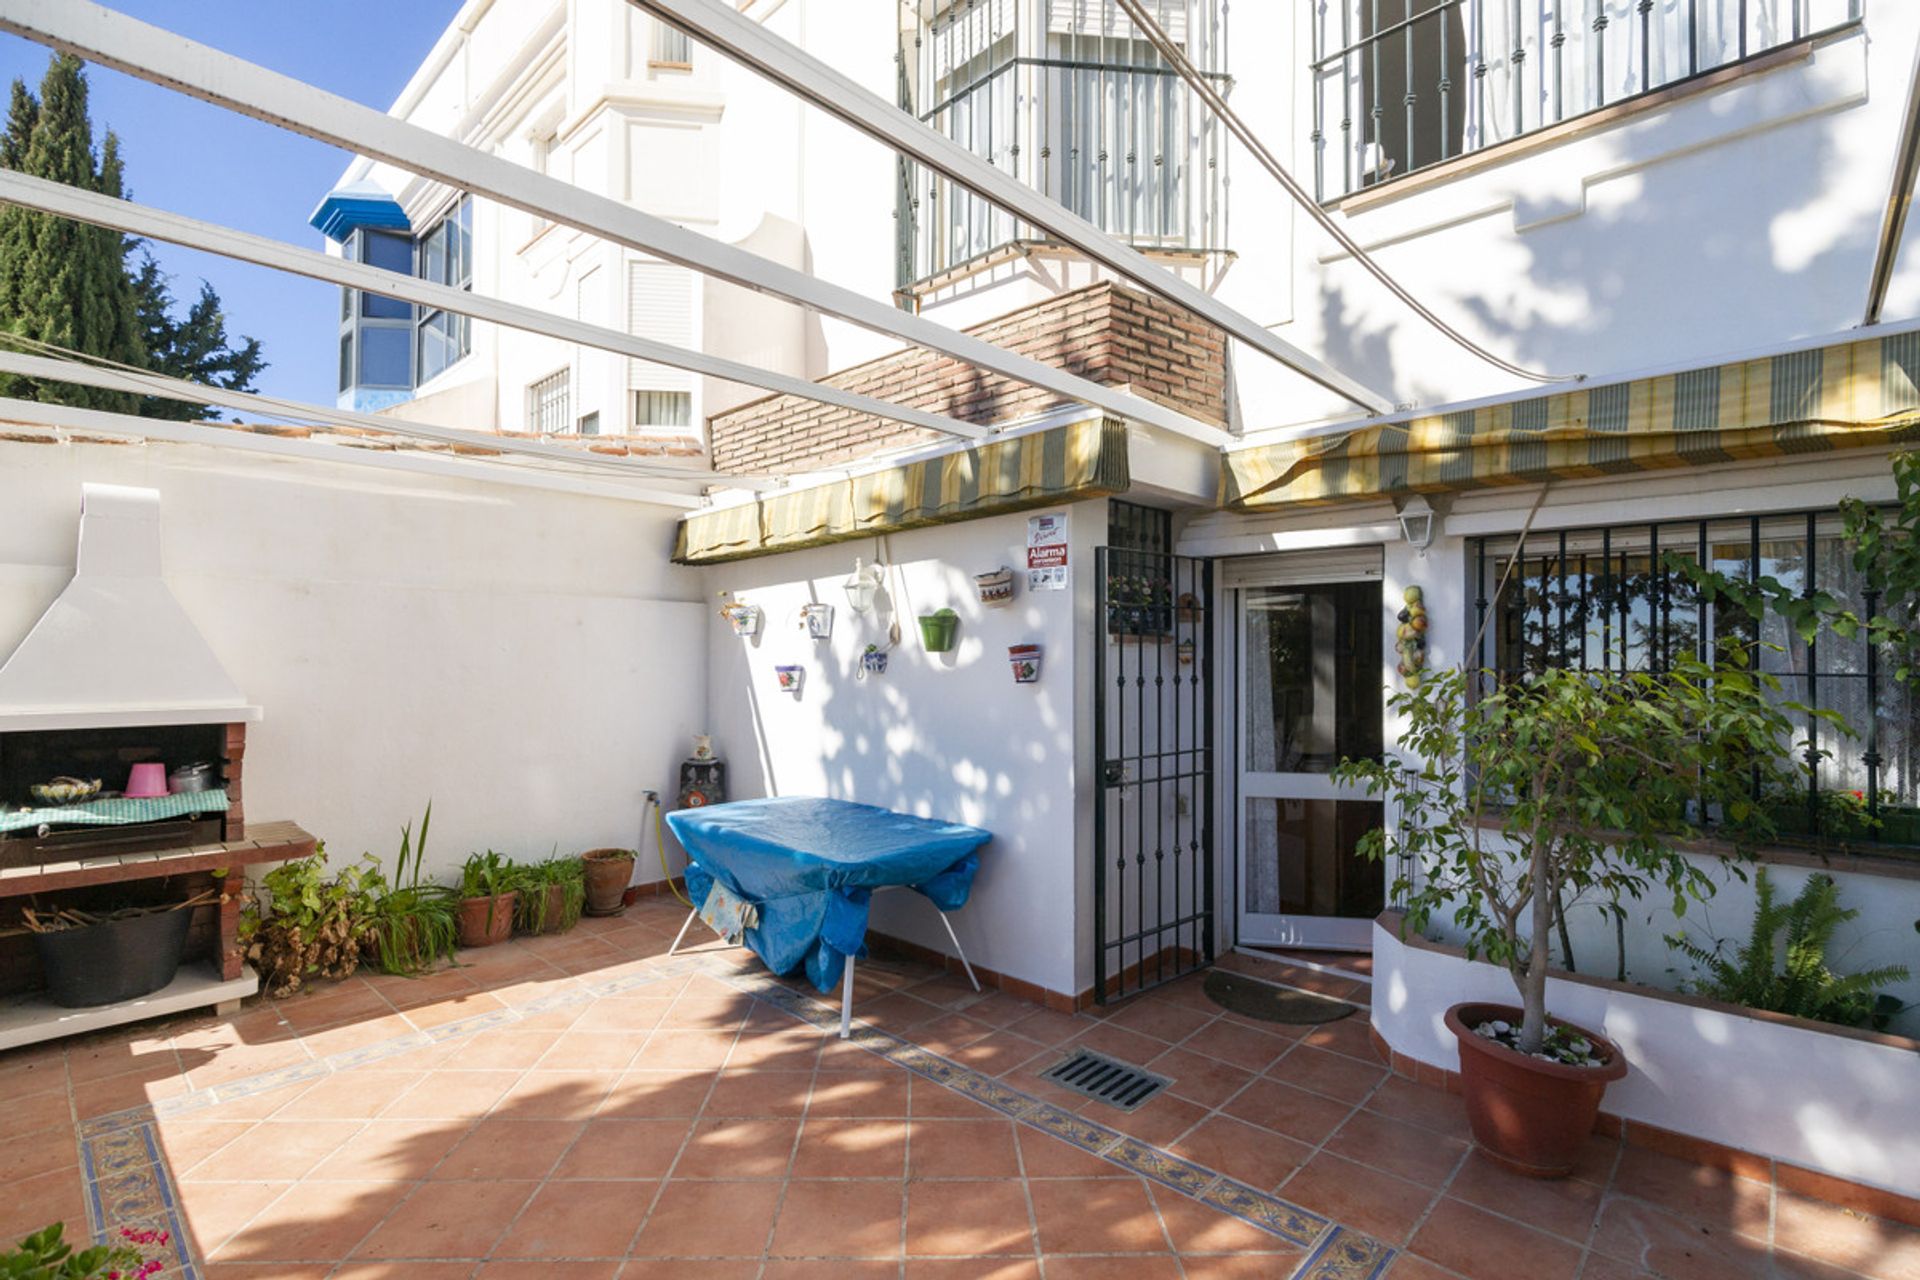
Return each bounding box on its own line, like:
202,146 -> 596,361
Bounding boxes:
1093,541 -> 1216,1004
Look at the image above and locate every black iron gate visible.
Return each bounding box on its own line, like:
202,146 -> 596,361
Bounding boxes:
1093,544 -> 1216,1004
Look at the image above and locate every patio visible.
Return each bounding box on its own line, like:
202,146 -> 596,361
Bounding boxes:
0,895 -> 1912,1280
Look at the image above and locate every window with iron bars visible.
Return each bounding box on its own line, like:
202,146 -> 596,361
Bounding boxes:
1471,508 -> 1920,849
1310,0 -> 1864,201
898,0 -> 1229,286
1107,499 -> 1176,636
526,369 -> 571,435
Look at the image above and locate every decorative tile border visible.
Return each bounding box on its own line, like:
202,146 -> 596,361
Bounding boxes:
697,956 -> 1390,1267
69,944 -> 1394,1279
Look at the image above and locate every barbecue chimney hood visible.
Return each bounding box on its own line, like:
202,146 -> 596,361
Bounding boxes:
0,484 -> 262,731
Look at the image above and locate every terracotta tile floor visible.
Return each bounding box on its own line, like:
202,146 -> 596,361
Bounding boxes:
1,897 -> 1916,1279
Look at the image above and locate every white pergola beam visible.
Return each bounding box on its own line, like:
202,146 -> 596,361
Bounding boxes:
0,0 -> 1231,446
0,346 -> 739,485
632,0 -> 1394,416
0,396 -> 705,508
0,169 -> 979,448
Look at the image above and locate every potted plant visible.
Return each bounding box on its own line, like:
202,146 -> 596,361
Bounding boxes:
514,853 -> 586,936
581,847 -> 637,917
363,804 -> 459,975
238,841 -> 379,997
918,607 -> 959,652
1334,651 -> 1804,1177
23,888 -> 216,1008
455,850 -> 518,948
4,1223 -> 171,1279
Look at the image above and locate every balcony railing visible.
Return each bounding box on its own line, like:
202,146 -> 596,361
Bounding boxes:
1310,0 -> 1864,202
898,0 -> 1230,287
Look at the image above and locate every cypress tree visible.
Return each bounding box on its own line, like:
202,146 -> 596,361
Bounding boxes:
0,54 -> 144,411
0,54 -> 266,418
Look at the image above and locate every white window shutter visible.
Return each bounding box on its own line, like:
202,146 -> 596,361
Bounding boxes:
627,260 -> 693,392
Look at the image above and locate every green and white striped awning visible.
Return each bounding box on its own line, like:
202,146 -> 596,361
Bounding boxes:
1223,330 -> 1920,510
673,417 -> 1128,564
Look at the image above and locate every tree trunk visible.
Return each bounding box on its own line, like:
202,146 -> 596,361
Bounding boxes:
1518,854 -> 1555,1054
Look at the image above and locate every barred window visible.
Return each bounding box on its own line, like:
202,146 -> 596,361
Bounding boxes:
526,369 -> 571,435
1472,509 -> 1918,842
1310,1 -> 1864,200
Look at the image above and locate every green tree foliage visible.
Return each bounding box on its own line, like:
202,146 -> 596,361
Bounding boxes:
1669,868 -> 1909,1029
1333,653 -> 1809,1055
0,54 -> 143,411
0,54 -> 265,418
131,255 -> 265,420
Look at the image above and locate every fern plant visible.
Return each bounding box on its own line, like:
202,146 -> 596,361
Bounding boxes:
1669,869 -> 1909,1029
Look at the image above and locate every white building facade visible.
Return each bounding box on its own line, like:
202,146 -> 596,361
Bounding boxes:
306,0 -> 1920,1196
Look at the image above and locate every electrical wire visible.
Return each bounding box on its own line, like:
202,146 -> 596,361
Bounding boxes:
1112,0 -> 1583,387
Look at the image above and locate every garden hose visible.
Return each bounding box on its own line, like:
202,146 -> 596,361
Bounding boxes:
646,792 -> 694,908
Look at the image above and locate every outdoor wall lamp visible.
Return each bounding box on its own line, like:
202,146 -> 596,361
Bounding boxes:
1396,495 -> 1436,552
842,558 -> 885,613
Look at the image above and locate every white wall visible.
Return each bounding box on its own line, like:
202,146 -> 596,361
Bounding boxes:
699,501 -> 1103,998
1373,921 -> 1920,1200
0,441 -> 707,887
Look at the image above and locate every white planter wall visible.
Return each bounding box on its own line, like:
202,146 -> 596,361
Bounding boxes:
1372,920 -> 1920,1200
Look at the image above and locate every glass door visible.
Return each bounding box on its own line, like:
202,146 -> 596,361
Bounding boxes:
1236,579 -> 1385,949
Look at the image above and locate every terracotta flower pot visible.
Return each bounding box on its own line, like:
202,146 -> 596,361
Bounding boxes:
1445,1002 -> 1627,1178
456,891 -> 517,948
581,849 -> 636,917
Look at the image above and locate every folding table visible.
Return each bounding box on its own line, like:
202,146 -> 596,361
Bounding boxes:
663,797 -> 991,1037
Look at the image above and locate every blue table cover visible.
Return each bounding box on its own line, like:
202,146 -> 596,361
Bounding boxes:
665,797 -> 991,993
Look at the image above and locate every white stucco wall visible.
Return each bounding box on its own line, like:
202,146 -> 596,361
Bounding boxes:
698,501 -> 1104,999
0,441 -> 707,887
1372,920 -> 1920,1200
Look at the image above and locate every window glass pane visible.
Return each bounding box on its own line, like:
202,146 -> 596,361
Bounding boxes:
1244,582 -> 1382,774
358,325 -> 411,387
632,390 -> 690,428
361,290 -> 410,321
362,230 -> 412,275
339,332 -> 353,393
1244,798 -> 1385,918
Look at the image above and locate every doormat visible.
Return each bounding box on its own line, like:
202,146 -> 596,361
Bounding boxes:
1203,970 -> 1355,1025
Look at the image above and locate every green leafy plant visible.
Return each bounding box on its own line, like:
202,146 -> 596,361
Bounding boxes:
2,1223 -> 168,1279
1333,651 -> 1808,1057
237,841 -> 380,997
459,849 -> 517,936
363,803 -> 459,975
1668,868 -> 1910,1029
512,852 -> 585,936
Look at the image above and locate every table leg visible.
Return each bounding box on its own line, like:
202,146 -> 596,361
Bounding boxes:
666,908 -> 698,957
935,908 -> 981,992
839,954 -> 854,1040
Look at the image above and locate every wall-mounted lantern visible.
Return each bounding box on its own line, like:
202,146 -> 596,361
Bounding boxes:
843,558 -> 885,614
1396,494 -> 1436,552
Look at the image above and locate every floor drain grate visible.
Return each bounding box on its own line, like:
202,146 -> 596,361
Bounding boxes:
1039,1048 -> 1171,1112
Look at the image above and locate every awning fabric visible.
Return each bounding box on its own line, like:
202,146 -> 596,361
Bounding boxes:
1223,330 -> 1920,510
673,416 -> 1127,564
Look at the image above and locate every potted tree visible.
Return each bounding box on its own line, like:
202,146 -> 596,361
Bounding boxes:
1334,651 -> 1804,1177
456,850 -> 518,948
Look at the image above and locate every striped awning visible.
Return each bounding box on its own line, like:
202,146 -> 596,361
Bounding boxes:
1223,330 -> 1920,510
673,417 -> 1128,564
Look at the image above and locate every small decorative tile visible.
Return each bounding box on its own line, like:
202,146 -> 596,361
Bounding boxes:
1200,1179 -> 1330,1249
1026,1105 -> 1121,1153
209,1058 -> 328,1102
1290,1226 -> 1396,1279
425,1008 -> 518,1040
1108,1137 -> 1218,1194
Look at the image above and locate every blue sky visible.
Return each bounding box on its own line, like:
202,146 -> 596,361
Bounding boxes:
0,2 -> 460,405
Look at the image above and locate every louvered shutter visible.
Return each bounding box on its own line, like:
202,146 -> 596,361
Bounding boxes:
627,260 -> 693,392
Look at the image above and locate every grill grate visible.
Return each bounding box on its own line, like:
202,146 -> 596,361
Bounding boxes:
1039,1048 -> 1171,1112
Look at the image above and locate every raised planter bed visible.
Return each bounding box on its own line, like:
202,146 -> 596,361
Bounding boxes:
1369,912 -> 1920,1201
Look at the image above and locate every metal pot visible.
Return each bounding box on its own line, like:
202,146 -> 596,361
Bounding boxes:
168,762 -> 214,793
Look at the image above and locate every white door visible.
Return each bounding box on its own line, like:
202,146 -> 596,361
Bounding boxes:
1232,557 -> 1386,950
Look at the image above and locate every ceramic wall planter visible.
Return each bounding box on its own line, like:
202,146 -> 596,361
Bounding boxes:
722,603 -> 761,637
974,567 -> 1015,605
859,645 -> 888,678
801,603 -> 834,639
1008,644 -> 1042,683
775,664 -> 805,693
918,609 -> 959,652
